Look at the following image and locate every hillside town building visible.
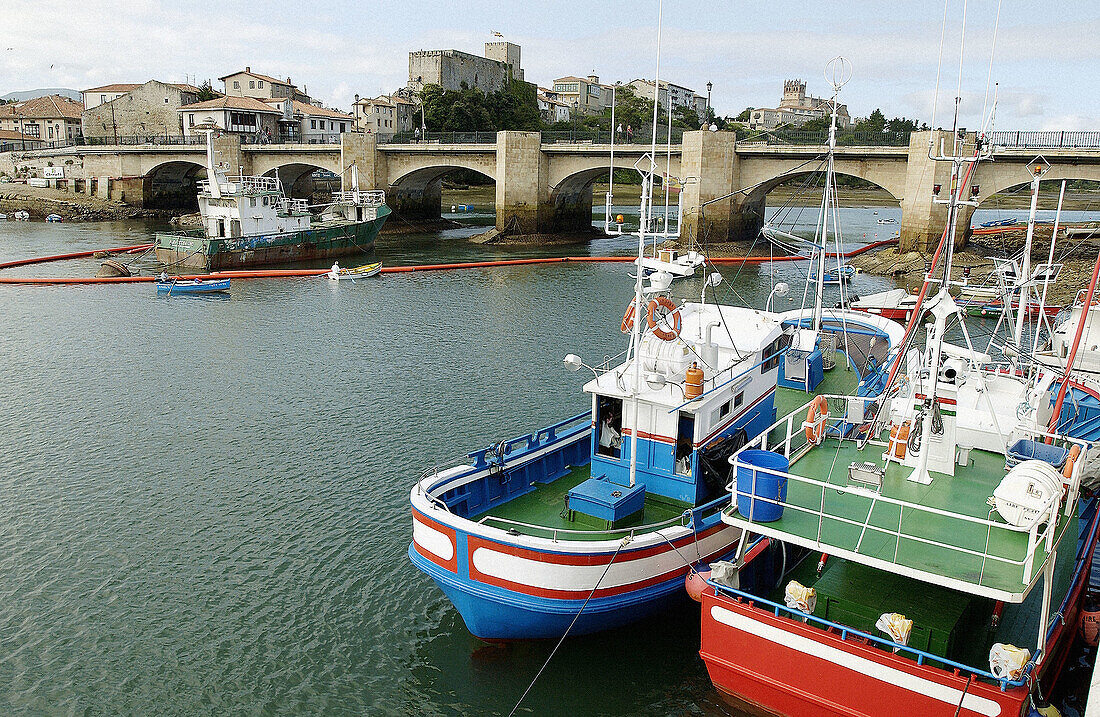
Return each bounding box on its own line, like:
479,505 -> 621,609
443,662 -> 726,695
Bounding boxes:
261,98 -> 354,143
749,79 -> 851,130
407,42 -> 524,94
550,75 -> 614,115
179,95 -> 282,139
537,88 -> 571,123
354,94 -> 421,139
81,80 -> 202,140
628,78 -> 707,117
219,68 -> 311,104
0,95 -> 83,144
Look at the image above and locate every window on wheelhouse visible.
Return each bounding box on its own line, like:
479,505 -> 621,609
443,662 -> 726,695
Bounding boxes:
762,334 -> 789,373
596,396 -> 623,458
676,413 -> 694,476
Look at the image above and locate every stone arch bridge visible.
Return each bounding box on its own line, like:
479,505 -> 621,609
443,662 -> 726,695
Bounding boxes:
12,130 -> 1100,249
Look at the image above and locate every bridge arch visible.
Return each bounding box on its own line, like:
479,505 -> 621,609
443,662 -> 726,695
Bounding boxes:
975,172 -> 1100,208
388,163 -> 497,222
143,160 -> 207,210
735,169 -> 902,240
548,154 -> 684,232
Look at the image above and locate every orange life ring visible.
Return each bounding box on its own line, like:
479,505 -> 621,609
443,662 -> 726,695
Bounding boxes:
647,296 -> 681,341
1064,444 -> 1081,481
621,301 -> 636,334
805,395 -> 829,445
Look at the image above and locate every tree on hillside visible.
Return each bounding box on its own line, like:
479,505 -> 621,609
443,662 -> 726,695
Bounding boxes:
885,116 -> 928,133
196,81 -> 217,101
734,107 -> 753,123
420,81 -> 539,132
854,109 -> 887,133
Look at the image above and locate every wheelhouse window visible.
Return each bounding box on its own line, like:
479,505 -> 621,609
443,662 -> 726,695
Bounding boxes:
596,396 -> 623,458
762,335 -> 788,373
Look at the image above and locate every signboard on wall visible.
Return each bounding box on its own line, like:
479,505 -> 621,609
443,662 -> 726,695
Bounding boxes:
42,166 -> 64,179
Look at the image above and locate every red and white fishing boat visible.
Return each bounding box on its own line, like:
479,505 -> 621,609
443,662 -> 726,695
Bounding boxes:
697,46 -> 1100,717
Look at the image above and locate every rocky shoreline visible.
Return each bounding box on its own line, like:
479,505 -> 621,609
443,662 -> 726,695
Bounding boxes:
0,184 -> 167,222
469,226 -> 602,246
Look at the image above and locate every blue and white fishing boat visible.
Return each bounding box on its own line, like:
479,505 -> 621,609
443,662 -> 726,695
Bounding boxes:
409,33 -> 907,639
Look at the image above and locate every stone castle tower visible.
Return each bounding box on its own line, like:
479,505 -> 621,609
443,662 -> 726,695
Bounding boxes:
782,79 -> 807,107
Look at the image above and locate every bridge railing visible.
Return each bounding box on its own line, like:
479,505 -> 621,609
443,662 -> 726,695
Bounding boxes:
383,131 -> 499,145
31,135 -> 206,148
738,128 -> 912,147
991,130 -> 1100,149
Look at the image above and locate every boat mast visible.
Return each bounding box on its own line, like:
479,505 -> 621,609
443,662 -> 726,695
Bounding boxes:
1012,160 -> 1048,349
204,129 -> 221,199
811,60 -> 849,333
1032,180 -> 1067,356
627,0 -> 664,489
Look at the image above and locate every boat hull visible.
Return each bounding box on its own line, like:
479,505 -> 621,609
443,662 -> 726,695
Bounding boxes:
154,206 -> 389,270
155,278 -> 230,293
699,502 -> 1100,717
411,507 -> 740,640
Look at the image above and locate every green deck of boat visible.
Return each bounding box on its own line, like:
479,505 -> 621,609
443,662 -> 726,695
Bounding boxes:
474,465 -> 690,540
724,435 -> 1066,600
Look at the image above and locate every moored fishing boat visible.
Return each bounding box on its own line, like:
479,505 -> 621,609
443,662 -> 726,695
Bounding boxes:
409,47 -> 905,641
698,44 -> 1100,715
154,131 -> 389,271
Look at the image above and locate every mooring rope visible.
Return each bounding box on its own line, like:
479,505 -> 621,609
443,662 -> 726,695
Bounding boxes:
509,536 -> 631,716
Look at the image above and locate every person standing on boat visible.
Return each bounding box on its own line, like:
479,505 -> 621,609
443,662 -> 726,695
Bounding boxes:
616,123 -> 623,140
600,414 -> 622,457
626,125 -> 633,142
414,127 -> 420,142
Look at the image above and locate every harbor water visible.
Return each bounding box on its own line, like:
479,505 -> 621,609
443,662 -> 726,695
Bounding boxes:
0,199 -> 1095,715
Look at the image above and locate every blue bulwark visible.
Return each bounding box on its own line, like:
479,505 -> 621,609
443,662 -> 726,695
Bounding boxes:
567,478 -> 646,529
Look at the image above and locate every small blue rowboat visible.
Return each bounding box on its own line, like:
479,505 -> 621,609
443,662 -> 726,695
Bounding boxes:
155,278 -> 230,294
810,264 -> 856,284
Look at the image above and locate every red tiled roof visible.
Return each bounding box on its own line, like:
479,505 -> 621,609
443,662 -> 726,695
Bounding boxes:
0,129 -> 41,141
179,96 -> 283,113
2,95 -> 83,120
83,83 -> 142,93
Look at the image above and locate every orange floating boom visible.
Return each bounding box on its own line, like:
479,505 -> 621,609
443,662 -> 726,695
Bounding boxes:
0,239 -> 897,285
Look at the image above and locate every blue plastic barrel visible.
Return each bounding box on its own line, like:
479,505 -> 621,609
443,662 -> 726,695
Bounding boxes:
736,450 -> 790,522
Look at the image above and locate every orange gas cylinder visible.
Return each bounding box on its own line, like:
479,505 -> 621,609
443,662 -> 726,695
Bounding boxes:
685,363 -> 704,399
889,421 -> 911,459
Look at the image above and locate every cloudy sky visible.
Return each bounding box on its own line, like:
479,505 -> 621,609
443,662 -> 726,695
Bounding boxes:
1,0 -> 1096,130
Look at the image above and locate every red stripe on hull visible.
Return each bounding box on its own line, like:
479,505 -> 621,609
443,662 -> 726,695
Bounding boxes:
466,524 -> 737,599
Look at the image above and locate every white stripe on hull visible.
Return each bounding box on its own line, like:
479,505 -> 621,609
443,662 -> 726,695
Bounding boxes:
413,519 -> 454,562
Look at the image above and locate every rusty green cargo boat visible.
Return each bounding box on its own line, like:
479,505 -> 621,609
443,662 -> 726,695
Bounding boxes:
154,131 -> 389,271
